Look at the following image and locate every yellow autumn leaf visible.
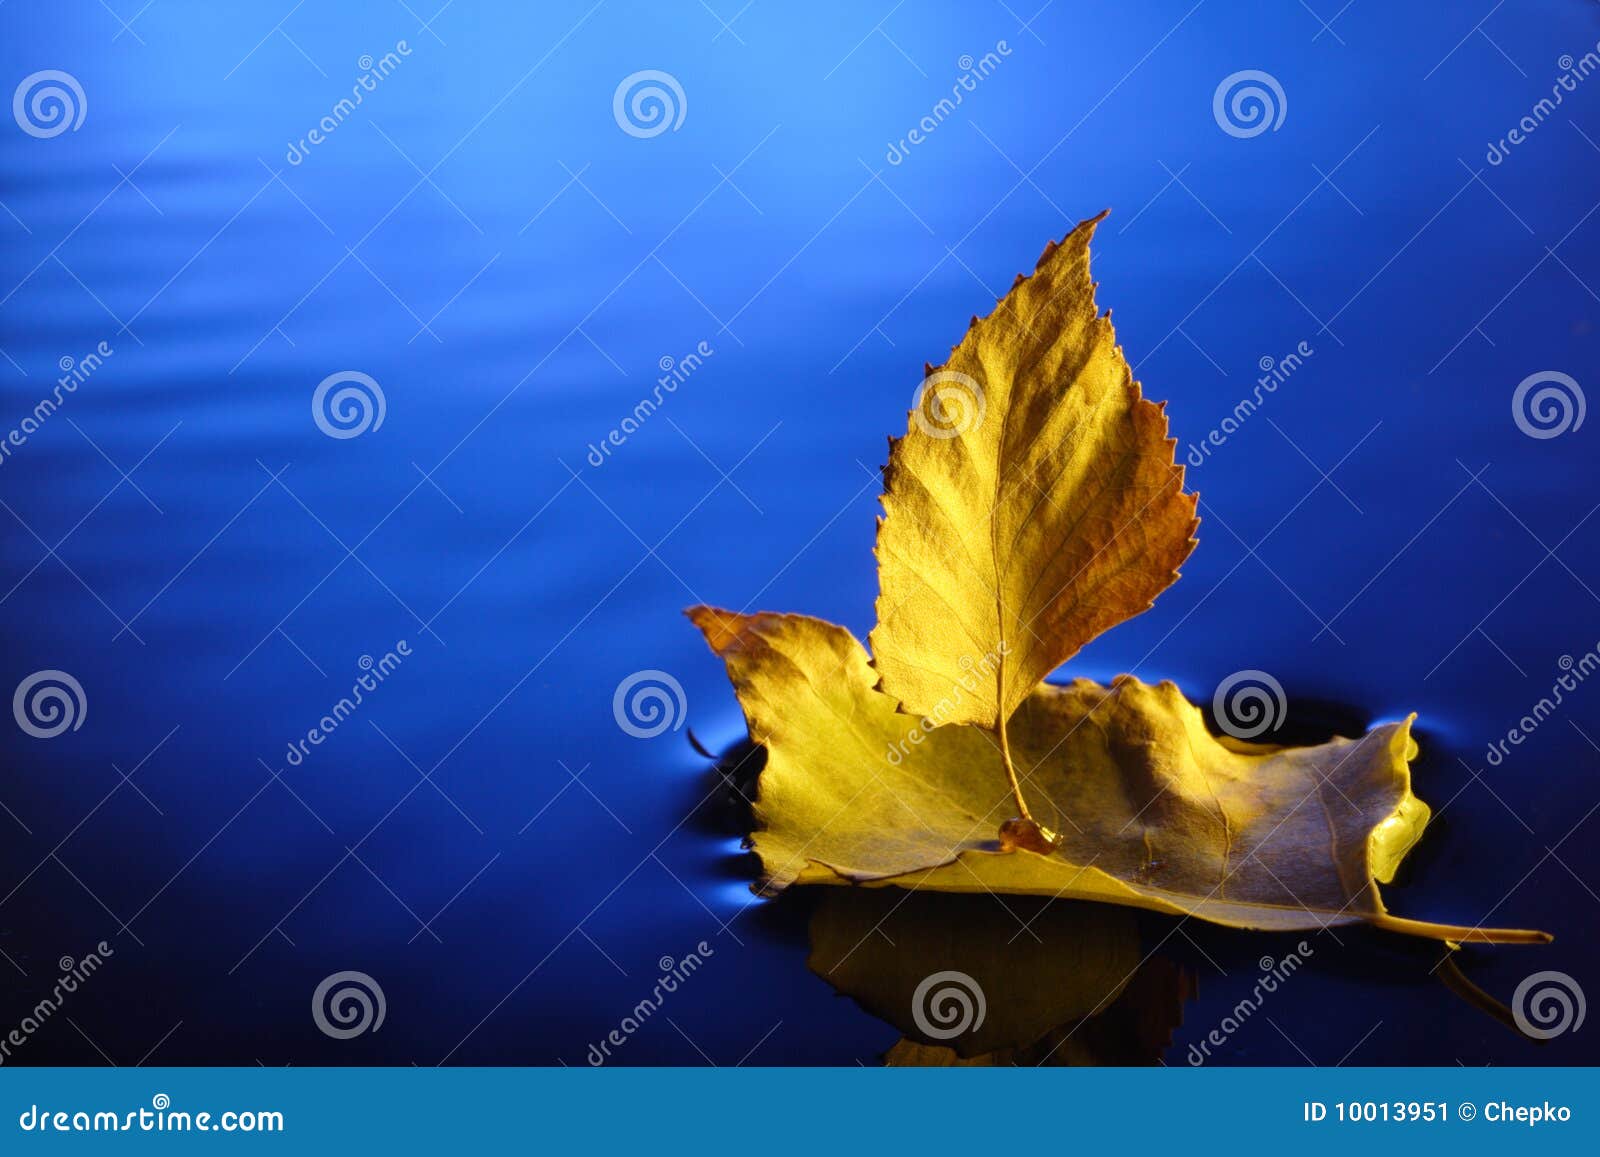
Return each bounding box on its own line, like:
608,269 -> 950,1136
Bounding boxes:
870,212 -> 1198,827
688,607 -> 1549,945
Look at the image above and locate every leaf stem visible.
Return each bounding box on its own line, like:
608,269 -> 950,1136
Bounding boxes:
996,713 -> 1033,821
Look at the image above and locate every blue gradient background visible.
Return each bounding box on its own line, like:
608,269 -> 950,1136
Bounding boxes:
1,0 -> 1597,1065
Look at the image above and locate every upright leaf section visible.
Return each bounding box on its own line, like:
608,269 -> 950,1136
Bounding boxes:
871,212 -> 1199,733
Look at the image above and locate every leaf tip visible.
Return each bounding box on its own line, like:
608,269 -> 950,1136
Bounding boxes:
686,604 -> 754,655
1036,209 -> 1111,270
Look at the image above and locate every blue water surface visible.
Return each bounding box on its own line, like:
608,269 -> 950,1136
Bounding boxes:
0,0 -> 1597,1066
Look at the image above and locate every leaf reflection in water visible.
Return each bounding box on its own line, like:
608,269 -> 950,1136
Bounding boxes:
807,888 -> 1194,1065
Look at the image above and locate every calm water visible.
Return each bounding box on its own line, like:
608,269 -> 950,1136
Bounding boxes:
1,1 -> 1597,1065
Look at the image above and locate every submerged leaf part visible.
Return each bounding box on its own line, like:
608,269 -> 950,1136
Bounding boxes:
688,606 -> 1549,945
